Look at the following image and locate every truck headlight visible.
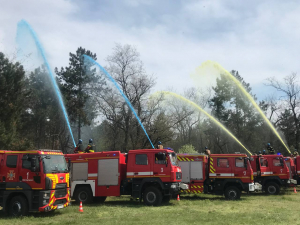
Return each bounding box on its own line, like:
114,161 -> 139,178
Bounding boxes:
170,184 -> 177,189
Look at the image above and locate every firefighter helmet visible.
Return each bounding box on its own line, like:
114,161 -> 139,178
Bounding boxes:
267,143 -> 270,146
78,139 -> 83,144
158,141 -> 162,145
89,139 -> 93,144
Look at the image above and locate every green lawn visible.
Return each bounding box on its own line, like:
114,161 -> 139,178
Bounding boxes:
1,190 -> 300,225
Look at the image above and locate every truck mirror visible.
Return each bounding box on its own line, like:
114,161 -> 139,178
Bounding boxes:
22,154 -> 29,160
31,157 -> 37,172
68,158 -> 71,171
244,158 -> 248,169
280,158 -> 284,167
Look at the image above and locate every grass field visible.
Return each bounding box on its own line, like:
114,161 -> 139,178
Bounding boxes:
1,190 -> 300,225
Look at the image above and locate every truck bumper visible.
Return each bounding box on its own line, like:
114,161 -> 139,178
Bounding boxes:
169,183 -> 181,194
39,188 -> 70,212
287,179 -> 297,185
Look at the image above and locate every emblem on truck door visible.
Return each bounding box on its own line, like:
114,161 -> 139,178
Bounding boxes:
7,170 -> 15,180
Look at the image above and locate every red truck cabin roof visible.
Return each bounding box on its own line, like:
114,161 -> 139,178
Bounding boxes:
128,149 -> 175,154
0,150 -> 63,155
211,154 -> 248,157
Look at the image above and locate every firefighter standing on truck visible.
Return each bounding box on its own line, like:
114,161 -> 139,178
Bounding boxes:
85,139 -> 95,153
204,146 -> 211,155
267,143 -> 275,154
74,139 -> 84,153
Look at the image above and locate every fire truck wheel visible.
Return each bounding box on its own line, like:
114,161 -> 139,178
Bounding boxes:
265,182 -> 280,195
224,186 -> 241,200
143,187 -> 163,206
162,196 -> 171,203
74,186 -> 93,204
8,195 -> 29,217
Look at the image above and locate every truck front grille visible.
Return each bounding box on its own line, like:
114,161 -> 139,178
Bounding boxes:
56,183 -> 67,189
55,189 -> 67,198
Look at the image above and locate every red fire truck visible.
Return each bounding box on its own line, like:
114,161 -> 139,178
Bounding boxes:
0,150 -> 70,216
178,153 -> 255,200
64,149 -> 184,206
250,154 -> 297,194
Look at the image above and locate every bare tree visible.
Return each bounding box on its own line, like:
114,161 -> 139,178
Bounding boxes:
266,73 -> 300,148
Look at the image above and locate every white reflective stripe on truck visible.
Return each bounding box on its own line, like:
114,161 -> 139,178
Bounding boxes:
88,173 -> 98,177
209,173 -> 234,177
127,172 -> 153,176
261,172 -> 273,175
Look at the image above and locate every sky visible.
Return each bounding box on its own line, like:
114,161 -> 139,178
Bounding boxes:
1,0 -> 300,100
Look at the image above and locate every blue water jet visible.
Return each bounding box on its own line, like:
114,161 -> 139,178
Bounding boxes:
17,20 -> 76,147
83,55 -> 155,149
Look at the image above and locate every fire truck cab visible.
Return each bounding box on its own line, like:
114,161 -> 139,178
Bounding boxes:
178,153 -> 255,200
0,150 -> 70,217
250,155 -> 297,194
65,149 -> 183,206
291,156 -> 300,184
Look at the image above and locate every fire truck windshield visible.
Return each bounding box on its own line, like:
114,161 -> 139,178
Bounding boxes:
169,152 -> 178,166
42,155 -> 68,173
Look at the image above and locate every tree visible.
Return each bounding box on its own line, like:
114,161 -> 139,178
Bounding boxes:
178,144 -> 197,153
266,73 -> 300,149
21,66 -> 71,152
96,44 -> 156,152
209,71 -> 264,154
0,52 -> 30,149
55,47 -> 104,140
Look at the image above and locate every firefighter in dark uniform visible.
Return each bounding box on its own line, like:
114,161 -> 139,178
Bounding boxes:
294,149 -> 299,156
74,139 -> 84,153
267,143 -> 275,154
262,150 -> 266,155
85,139 -> 95,153
157,141 -> 163,149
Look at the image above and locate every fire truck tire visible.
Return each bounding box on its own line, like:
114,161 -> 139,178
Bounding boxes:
8,195 -> 29,217
224,186 -> 241,200
162,196 -> 171,203
265,182 -> 280,195
143,187 -> 163,206
74,186 -> 93,204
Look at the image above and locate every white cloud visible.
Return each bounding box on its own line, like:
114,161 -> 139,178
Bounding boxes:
1,0 -> 300,99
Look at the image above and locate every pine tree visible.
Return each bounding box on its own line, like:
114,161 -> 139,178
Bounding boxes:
55,47 -> 104,140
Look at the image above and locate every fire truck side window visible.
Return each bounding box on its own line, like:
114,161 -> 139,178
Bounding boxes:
22,155 -> 40,171
273,159 -> 281,167
155,153 -> 166,164
217,158 -> 229,168
235,158 -> 244,168
260,158 -> 268,167
136,154 -> 148,165
6,155 -> 18,168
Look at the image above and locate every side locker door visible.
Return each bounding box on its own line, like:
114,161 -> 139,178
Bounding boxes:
178,161 -> 190,183
5,154 -> 19,183
98,159 -> 119,186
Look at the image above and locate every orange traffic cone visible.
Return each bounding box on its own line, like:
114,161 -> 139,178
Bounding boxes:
79,201 -> 83,212
294,187 -> 297,193
177,195 -> 180,201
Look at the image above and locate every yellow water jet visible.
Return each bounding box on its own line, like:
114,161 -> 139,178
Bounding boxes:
155,91 -> 252,155
191,61 -> 290,154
